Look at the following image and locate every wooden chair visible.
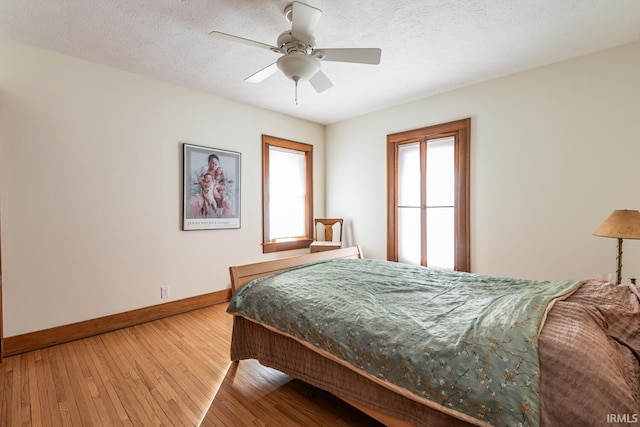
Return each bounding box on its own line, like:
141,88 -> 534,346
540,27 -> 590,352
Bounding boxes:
309,218 -> 344,253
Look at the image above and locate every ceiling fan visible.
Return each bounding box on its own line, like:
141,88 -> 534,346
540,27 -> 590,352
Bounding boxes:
209,1 -> 381,102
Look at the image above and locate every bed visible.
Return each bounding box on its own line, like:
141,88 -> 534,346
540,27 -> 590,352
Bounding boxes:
227,246 -> 640,426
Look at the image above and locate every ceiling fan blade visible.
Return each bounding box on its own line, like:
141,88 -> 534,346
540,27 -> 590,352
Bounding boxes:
291,1 -> 322,45
309,70 -> 333,93
245,62 -> 279,83
209,30 -> 281,53
317,48 -> 381,65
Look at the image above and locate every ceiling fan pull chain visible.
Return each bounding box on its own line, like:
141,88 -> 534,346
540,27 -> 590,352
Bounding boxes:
295,79 -> 298,105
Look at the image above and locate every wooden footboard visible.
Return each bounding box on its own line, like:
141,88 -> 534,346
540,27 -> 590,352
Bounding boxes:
229,245 -> 363,293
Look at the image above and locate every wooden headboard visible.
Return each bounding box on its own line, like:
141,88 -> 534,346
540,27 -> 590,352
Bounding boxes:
229,246 -> 364,293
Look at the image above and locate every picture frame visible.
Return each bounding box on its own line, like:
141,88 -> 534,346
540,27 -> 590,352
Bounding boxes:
182,143 -> 241,230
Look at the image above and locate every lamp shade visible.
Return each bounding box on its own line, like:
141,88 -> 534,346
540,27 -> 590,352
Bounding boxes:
593,209 -> 640,239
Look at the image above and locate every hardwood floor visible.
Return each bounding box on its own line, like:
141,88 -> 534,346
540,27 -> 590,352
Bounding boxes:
0,303 -> 383,426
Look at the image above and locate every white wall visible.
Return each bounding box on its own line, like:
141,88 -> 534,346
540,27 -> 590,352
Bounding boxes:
0,39 -> 325,337
3,37 -> 640,338
326,41 -> 640,282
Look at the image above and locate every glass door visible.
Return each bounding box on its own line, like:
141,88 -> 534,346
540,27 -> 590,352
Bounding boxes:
387,119 -> 470,271
397,137 -> 455,268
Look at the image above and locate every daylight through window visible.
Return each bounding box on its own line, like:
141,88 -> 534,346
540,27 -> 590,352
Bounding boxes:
262,135 -> 313,253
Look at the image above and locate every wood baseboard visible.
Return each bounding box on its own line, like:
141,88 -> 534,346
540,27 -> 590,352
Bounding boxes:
2,289 -> 231,358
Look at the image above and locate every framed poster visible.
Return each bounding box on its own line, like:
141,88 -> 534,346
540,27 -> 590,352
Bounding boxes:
182,143 -> 241,230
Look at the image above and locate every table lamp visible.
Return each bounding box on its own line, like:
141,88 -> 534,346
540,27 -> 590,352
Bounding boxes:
593,209 -> 640,284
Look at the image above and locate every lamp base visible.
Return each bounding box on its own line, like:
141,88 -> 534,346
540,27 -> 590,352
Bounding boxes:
616,238 -> 623,285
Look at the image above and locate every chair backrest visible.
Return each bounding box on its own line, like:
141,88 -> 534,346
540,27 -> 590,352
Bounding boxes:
314,218 -> 343,242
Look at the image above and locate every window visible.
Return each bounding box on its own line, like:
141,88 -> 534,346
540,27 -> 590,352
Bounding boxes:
386,119 -> 470,271
262,135 -> 313,253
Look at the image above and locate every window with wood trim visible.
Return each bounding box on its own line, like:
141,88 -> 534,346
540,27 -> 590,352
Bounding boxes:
262,135 -> 314,253
387,118 -> 471,271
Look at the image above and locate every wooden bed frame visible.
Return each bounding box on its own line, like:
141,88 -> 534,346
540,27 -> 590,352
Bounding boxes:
228,246 -> 471,427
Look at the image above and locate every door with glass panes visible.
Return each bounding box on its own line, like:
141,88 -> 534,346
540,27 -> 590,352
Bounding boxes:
386,119 -> 470,271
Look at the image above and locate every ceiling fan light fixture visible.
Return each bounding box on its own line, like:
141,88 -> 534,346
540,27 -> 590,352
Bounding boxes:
277,53 -> 320,83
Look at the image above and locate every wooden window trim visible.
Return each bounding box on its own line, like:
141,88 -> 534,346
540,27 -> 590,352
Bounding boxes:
262,135 -> 314,253
386,118 -> 471,271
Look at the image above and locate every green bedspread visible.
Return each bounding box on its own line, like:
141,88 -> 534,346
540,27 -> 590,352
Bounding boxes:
227,258 -> 584,426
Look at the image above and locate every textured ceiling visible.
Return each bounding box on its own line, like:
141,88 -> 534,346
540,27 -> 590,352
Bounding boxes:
1,1 -> 640,124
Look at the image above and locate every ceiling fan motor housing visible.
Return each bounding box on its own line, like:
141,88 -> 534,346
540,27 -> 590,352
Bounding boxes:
277,31 -> 315,53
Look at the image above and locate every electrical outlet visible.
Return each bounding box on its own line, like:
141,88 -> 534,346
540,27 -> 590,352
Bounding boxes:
161,285 -> 169,299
